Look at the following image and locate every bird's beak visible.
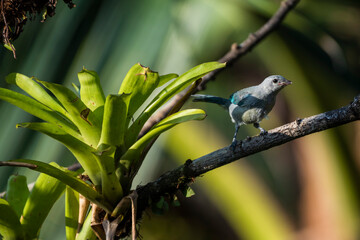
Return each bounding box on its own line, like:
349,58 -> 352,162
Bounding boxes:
281,79 -> 292,86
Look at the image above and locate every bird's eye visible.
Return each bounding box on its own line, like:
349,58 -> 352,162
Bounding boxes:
272,79 -> 278,83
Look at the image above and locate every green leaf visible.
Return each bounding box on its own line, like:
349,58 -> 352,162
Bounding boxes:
3,42 -> 15,52
156,196 -> 165,209
157,73 -> 178,88
5,175 -> 30,218
72,83 -> 80,93
151,62 -> 225,108
0,198 -> 24,240
119,109 -> 206,172
78,69 -> 105,127
95,155 -> 123,205
151,196 -> 169,215
162,201 -> 169,212
152,109 -> 206,128
184,187 -> 195,198
118,63 -> 160,127
132,108 -> 205,150
78,68 -> 105,112
17,122 -> 102,186
93,146 -> 124,204
65,187 -> 79,240
126,62 -> 225,147
98,94 -> 130,149
7,160 -> 113,213
172,196 -> 181,207
38,81 -> 101,147
6,73 -> 67,116
0,88 -> 82,140
21,162 -> 66,239
151,196 -> 165,215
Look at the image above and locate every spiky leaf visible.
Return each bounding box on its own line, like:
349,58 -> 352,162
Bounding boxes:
126,62 -> 225,147
38,81 -> 101,146
65,187 -> 79,240
119,109 -> 206,173
0,198 -> 24,240
5,175 -> 29,218
6,73 -> 67,115
21,162 -> 66,239
6,159 -> 113,213
17,122 -> 102,186
0,88 -> 81,140
118,63 -> 160,131
78,69 -> 105,125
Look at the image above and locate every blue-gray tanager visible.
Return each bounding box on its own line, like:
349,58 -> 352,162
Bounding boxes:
192,75 -> 291,150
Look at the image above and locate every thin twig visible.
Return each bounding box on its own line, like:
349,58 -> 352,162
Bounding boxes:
126,191 -> 138,240
0,161 -> 37,169
198,0 -> 300,90
139,0 -> 301,137
1,0 -> 16,58
136,95 -> 360,213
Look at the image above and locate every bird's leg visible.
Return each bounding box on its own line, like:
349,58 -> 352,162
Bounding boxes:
253,122 -> 267,135
230,124 -> 239,151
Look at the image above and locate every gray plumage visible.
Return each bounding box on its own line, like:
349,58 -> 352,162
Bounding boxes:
192,75 -> 292,150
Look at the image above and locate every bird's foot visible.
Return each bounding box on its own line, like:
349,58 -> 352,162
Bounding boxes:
260,129 -> 268,136
254,123 -> 267,135
229,140 -> 237,152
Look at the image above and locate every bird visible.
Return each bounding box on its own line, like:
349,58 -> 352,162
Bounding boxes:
192,75 -> 292,151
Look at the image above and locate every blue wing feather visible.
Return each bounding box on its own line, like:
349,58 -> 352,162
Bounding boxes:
229,86 -> 256,106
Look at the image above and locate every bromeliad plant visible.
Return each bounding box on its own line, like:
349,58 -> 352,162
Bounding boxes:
0,62 -> 225,239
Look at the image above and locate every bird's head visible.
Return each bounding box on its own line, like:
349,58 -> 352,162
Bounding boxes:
261,75 -> 292,94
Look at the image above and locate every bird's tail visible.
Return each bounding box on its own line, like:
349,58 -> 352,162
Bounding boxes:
192,94 -> 231,108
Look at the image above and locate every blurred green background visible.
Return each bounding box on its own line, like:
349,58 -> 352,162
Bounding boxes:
0,0 -> 359,239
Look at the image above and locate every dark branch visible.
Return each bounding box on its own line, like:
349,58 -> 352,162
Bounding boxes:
139,0 -> 301,137
136,95 -> 360,212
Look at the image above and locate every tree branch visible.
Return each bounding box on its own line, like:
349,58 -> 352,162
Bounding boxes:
139,0 -> 301,137
136,95 -> 360,212
198,0 -> 300,90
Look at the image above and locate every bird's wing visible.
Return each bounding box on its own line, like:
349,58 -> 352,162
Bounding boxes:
229,87 -> 256,106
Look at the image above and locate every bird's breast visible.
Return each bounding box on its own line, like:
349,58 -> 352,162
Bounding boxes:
229,104 -> 267,124
241,108 -> 266,124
